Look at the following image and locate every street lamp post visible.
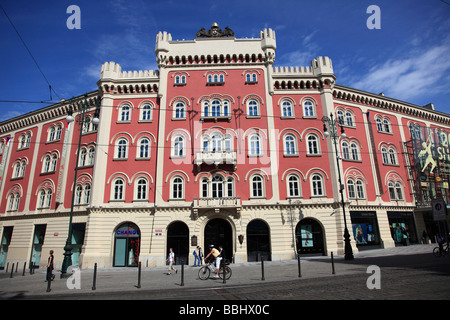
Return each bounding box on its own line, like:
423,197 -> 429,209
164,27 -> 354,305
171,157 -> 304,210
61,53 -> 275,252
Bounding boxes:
61,94 -> 100,278
322,113 -> 354,260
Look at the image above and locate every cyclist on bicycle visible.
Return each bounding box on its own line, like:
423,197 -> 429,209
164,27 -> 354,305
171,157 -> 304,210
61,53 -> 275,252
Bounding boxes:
205,245 -> 222,278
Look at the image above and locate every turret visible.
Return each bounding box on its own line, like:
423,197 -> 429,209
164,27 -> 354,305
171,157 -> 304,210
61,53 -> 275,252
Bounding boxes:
155,31 -> 172,67
311,56 -> 334,78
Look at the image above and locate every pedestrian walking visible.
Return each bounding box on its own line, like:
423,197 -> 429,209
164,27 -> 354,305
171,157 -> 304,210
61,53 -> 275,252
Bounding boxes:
193,246 -> 201,266
46,250 -> 55,282
166,248 -> 177,275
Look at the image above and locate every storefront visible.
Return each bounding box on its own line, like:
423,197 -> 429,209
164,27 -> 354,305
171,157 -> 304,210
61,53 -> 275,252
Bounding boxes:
246,219 -> 271,262
113,222 -> 140,267
295,218 -> 325,255
0,226 -> 13,269
388,211 -> 418,245
350,211 -> 380,248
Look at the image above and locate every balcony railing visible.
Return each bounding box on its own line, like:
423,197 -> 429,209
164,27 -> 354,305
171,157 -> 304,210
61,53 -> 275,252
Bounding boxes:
194,150 -> 237,170
192,196 -> 241,219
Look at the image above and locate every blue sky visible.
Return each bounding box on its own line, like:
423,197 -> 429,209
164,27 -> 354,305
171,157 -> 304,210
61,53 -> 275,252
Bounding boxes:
1,0 -> 449,122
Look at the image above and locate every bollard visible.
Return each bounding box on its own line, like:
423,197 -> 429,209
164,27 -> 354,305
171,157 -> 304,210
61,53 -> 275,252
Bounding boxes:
5,262 -> 9,273
222,261 -> 226,284
46,275 -> 51,292
15,262 -> 18,273
136,261 -> 141,288
261,255 -> 265,281
22,262 -> 26,276
92,263 -> 97,290
180,263 -> 184,287
297,254 -> 302,278
331,252 -> 335,275
10,263 -> 14,278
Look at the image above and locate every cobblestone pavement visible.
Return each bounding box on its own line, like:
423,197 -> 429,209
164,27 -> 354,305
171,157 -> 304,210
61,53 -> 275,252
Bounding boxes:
0,244 -> 449,301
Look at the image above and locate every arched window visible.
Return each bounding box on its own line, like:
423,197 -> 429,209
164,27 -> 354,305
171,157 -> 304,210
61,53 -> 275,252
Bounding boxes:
87,147 -> 95,165
201,178 -> 209,198
282,101 -> 293,117
136,179 -> 148,200
247,100 -> 259,117
174,102 -> 185,119
350,142 -> 359,161
211,133 -> 223,152
307,134 -> 320,155
120,105 -> 130,122
356,179 -> 365,199
226,177 -> 234,197
138,138 -> 150,158
43,156 -> 51,173
381,147 -> 388,164
141,104 -> 152,121
173,136 -> 185,157
212,175 -> 224,198
389,148 -> 397,165
211,99 -> 221,117
284,134 -> 296,155
251,175 -> 264,198
75,184 -> 83,205
342,141 -> 350,160
116,139 -> 128,159
113,178 -> 125,200
376,118 -> 383,132
79,148 -> 87,166
288,175 -> 300,197
48,127 -> 56,142
395,182 -> 403,200
249,134 -> 262,156
383,119 -> 391,133
303,100 -> 315,117
347,179 -> 355,198
83,184 -> 91,204
172,176 -> 184,199
311,174 -> 324,196
19,161 -> 26,177
336,110 -> 344,125
345,111 -> 354,127
50,155 -> 58,172
55,125 -> 62,140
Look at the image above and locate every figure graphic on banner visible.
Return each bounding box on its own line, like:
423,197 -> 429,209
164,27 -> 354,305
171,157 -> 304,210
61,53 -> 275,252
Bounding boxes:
418,136 -> 436,173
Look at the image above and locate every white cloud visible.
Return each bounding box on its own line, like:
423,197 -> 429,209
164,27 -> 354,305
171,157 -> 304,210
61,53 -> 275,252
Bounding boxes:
350,37 -> 450,102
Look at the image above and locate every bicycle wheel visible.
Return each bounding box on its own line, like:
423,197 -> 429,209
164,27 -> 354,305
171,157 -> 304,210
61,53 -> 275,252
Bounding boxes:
219,266 -> 232,280
433,247 -> 442,257
198,266 -> 210,280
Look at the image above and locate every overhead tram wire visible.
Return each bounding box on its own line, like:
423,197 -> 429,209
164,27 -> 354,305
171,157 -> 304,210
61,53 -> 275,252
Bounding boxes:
0,5 -> 61,101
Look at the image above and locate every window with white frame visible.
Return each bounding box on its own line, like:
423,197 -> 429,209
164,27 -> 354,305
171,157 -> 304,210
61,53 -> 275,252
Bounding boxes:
347,178 -> 365,199
172,136 -> 185,157
112,178 -> 125,200
311,174 -> 324,196
175,75 -> 186,85
306,134 -> 320,155
245,73 -> 257,83
116,139 -> 128,159
249,134 -> 262,156
136,178 -> 148,200
212,175 -> 224,198
43,155 -> 51,173
174,102 -> 186,119
141,104 -> 152,121
48,127 -> 56,142
247,99 -> 259,117
287,174 -> 301,197
138,138 -> 150,159
282,100 -> 293,118
388,181 -> 404,201
7,193 -> 20,211
50,155 -> 58,172
87,147 -> 95,165
381,146 -> 397,165
336,110 -> 344,125
284,134 -> 297,156
79,148 -> 87,166
350,142 -> 359,161
251,175 -> 264,198
171,176 -> 184,199
345,111 -> 354,127
303,100 -> 315,117
120,105 -> 131,122
38,189 -> 52,209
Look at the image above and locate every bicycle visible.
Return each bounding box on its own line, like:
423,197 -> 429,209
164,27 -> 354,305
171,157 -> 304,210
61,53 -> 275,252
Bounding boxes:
198,259 -> 232,280
433,242 -> 449,257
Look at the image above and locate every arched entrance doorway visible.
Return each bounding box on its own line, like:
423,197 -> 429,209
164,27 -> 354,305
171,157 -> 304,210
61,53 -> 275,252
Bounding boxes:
295,218 -> 325,255
204,218 -> 233,262
247,219 -> 271,262
167,221 -> 189,265
113,222 -> 140,267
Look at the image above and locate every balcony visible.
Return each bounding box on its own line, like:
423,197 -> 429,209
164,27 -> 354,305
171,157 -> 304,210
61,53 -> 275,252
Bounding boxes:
194,150 -> 237,170
192,197 -> 242,219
